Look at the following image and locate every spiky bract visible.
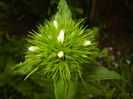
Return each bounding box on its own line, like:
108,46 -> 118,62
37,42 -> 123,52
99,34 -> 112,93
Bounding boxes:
16,18 -> 102,82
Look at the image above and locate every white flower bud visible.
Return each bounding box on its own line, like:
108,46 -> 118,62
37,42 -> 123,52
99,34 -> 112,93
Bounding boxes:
58,51 -> 64,58
28,46 -> 38,51
53,20 -> 58,28
83,40 -> 91,46
57,30 -> 65,43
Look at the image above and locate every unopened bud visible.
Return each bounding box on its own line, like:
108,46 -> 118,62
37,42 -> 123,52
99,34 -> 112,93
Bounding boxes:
58,51 -> 64,58
57,30 -> 65,43
53,20 -> 58,28
28,46 -> 38,51
83,40 -> 91,46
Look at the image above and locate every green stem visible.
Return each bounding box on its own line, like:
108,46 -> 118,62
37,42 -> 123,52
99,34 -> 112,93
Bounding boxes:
54,78 -> 77,99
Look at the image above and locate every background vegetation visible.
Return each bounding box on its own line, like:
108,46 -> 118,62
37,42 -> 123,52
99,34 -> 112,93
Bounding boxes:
0,0 -> 133,99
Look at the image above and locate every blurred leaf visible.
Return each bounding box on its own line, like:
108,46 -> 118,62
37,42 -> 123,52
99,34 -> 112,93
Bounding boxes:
0,1 -> 8,10
85,64 -> 121,81
77,82 -> 103,95
0,73 -> 11,87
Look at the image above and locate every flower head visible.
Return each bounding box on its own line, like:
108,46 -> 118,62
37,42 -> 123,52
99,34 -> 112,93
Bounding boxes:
16,19 -> 102,81
16,18 -> 102,82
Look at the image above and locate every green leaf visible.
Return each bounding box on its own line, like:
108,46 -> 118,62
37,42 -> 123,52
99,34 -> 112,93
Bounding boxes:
84,64 -> 121,81
0,73 -> 12,87
55,0 -> 72,20
77,82 -> 103,95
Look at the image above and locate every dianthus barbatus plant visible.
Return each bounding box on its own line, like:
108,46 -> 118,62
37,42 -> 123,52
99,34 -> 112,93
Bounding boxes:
16,0 -> 121,99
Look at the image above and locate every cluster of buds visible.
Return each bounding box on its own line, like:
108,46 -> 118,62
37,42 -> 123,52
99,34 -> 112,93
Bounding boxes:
28,20 -> 91,59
